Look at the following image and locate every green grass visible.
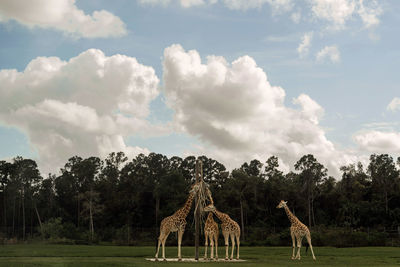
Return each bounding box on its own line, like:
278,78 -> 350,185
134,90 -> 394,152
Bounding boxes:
0,244 -> 399,266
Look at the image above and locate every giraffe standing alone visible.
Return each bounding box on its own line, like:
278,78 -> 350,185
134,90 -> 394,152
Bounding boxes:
204,204 -> 240,260
277,200 -> 316,260
155,183 -> 200,261
204,212 -> 219,260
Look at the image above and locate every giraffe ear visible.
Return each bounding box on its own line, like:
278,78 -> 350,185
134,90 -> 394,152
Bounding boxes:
284,201 -> 288,205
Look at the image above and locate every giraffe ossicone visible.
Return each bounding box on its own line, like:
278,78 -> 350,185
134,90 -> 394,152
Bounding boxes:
277,200 -> 316,260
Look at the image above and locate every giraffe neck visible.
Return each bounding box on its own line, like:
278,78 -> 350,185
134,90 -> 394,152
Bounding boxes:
283,205 -> 298,225
206,187 -> 214,205
175,192 -> 194,218
206,212 -> 214,221
213,209 -> 229,223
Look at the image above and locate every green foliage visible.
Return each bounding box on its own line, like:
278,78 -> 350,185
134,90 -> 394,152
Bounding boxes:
1,152 -> 400,246
41,218 -> 64,239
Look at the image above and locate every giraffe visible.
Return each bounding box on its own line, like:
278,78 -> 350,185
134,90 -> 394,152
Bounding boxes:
276,200 -> 316,260
204,212 -> 219,260
155,183 -> 200,261
204,204 -> 240,260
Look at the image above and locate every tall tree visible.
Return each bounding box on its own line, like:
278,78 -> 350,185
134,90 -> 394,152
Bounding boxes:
0,161 -> 12,231
294,154 -> 327,227
11,157 -> 42,240
368,154 -> 399,215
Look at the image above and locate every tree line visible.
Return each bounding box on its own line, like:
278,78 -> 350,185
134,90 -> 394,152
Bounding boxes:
0,152 -> 399,247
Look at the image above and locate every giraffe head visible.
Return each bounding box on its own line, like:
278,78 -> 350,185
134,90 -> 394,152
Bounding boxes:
276,200 -> 288,209
204,204 -> 216,212
189,182 -> 201,195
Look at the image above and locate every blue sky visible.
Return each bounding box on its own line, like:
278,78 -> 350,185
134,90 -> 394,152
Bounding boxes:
0,0 -> 399,177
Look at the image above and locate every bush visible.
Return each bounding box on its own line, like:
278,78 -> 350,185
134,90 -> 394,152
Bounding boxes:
368,231 -> 386,246
112,225 -> 132,245
40,217 -> 80,244
41,218 -> 64,239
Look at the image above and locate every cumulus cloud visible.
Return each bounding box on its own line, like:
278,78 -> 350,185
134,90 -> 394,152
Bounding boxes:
297,32 -> 313,57
354,131 -> 400,154
316,45 -> 340,63
162,44 -> 356,176
0,0 -> 127,38
0,49 -> 166,174
387,97 -> 400,112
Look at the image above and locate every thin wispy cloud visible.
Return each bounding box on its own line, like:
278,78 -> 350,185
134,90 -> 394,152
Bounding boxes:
316,45 -> 340,63
297,32 -> 313,57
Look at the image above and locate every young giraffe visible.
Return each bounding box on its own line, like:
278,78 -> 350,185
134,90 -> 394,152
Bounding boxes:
204,212 -> 219,260
277,200 -> 316,260
155,183 -> 200,261
203,186 -> 219,260
204,204 -> 240,260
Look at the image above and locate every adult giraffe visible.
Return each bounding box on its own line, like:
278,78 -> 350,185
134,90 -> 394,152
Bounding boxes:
277,200 -> 316,260
155,183 -> 200,261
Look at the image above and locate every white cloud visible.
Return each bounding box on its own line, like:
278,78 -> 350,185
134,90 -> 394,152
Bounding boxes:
139,0 -> 210,7
357,0 -> 382,28
291,11 -> 301,23
138,0 -> 171,6
387,97 -> 400,112
316,45 -> 340,63
181,0 -> 207,7
0,0 -> 127,38
0,49 -> 166,174
162,44 -> 356,177
309,0 -> 383,30
139,0 -> 293,10
292,93 -> 324,124
354,131 -> 400,154
297,32 -> 313,57
310,0 -> 356,30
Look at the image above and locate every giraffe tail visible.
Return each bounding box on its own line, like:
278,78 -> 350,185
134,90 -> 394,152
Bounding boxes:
305,242 -> 309,254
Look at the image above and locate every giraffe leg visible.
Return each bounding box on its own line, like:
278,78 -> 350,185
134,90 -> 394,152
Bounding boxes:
290,230 -> 296,259
236,234 -> 240,260
295,236 -> 303,260
306,234 -> 316,260
204,233 -> 209,260
223,233 -> 229,260
178,230 -> 184,261
230,233 -> 235,260
215,234 -> 219,260
161,232 -> 170,261
210,237 -> 214,260
155,234 -> 163,260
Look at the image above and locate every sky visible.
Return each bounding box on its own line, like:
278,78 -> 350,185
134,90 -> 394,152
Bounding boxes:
0,0 -> 399,178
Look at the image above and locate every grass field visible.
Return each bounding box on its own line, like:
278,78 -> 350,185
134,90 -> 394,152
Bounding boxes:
0,244 -> 399,266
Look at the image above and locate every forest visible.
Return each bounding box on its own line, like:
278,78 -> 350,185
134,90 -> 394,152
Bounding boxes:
0,152 -> 399,247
